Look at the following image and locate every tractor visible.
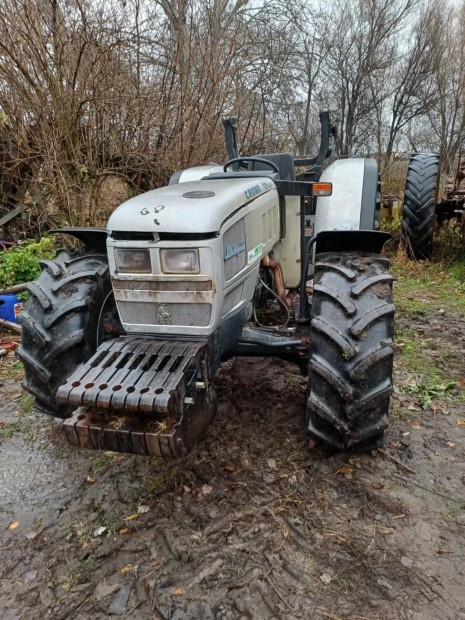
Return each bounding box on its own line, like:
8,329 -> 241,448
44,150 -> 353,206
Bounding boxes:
18,112 -> 395,455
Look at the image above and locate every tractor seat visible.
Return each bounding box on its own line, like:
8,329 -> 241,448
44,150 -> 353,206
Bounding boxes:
249,153 -> 296,181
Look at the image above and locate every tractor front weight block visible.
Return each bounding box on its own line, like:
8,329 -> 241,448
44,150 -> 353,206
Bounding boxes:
58,337 -> 217,457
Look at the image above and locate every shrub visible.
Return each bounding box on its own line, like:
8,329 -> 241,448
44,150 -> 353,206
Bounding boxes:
0,237 -> 56,288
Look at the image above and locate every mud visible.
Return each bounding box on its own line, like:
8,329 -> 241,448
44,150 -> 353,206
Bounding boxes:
1,308 -> 465,619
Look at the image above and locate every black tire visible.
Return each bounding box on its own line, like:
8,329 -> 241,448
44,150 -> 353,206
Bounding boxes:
307,252 -> 395,451
402,152 -> 440,259
17,249 -> 113,417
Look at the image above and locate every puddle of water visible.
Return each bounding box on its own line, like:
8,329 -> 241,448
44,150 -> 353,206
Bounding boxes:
0,400 -> 84,531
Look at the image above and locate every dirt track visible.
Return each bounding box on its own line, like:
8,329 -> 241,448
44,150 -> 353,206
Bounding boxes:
1,289 -> 465,619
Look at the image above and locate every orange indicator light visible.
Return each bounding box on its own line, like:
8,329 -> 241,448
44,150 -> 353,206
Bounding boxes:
312,182 -> 332,196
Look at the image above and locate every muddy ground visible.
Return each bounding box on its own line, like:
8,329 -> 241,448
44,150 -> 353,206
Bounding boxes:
1,267 -> 465,620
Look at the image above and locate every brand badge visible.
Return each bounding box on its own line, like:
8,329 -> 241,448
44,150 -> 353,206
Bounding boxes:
156,305 -> 171,325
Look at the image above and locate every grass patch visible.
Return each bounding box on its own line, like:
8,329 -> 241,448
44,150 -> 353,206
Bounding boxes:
72,555 -> 96,585
132,457 -> 197,503
94,506 -> 124,535
394,325 -> 444,378
90,454 -> 113,476
390,400 -> 416,423
391,247 -> 465,409
0,358 -> 24,381
18,392 -> 34,414
392,249 -> 465,315
0,420 -> 19,439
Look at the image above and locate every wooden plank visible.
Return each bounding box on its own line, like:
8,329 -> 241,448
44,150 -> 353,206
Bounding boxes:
0,206 -> 21,227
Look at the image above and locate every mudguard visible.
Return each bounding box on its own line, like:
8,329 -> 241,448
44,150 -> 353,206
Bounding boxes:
315,158 -> 379,232
51,227 -> 108,253
314,158 -> 387,254
169,164 -> 223,184
314,230 -> 391,254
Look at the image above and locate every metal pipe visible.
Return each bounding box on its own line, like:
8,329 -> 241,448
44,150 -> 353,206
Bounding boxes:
261,255 -> 295,307
0,282 -> 30,296
298,234 -> 317,323
0,318 -> 21,334
239,326 -> 302,348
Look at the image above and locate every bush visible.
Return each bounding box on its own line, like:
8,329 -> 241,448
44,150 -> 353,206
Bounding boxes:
0,237 -> 56,288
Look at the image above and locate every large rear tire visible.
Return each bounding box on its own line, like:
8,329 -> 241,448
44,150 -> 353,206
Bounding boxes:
402,152 -> 440,260
17,249 -> 114,417
307,252 -> 395,450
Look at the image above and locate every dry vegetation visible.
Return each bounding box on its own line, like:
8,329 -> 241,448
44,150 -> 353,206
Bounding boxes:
1,0 -> 465,236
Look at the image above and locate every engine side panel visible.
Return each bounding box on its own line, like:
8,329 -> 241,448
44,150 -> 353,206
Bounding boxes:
271,195 -> 301,288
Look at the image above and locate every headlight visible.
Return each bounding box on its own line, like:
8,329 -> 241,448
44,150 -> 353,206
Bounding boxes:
160,249 -> 200,274
115,249 -> 151,273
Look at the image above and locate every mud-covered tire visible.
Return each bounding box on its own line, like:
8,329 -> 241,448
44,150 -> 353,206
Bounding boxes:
307,252 -> 395,451
17,249 -> 112,417
402,152 -> 440,259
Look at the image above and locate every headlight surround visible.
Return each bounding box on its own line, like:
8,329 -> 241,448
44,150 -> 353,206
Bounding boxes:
115,249 -> 151,273
160,249 -> 200,274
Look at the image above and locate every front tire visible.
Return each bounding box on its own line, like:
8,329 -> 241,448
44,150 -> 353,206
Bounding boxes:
18,249 -> 114,417
402,152 -> 440,259
307,252 -> 395,450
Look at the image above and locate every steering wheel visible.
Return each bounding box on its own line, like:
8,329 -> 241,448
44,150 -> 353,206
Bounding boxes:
223,157 -> 280,173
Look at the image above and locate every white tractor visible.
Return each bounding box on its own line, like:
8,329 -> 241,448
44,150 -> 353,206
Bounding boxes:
18,112 -> 395,455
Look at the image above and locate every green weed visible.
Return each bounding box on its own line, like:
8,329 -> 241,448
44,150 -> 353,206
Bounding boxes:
0,358 -> 24,380
0,237 -> 56,288
407,379 -> 457,410
95,506 -> 124,535
90,454 -> 112,476
72,556 -> 96,585
0,421 -> 18,439
18,393 -> 34,414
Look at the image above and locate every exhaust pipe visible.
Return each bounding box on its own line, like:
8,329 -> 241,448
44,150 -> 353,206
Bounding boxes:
261,255 -> 297,308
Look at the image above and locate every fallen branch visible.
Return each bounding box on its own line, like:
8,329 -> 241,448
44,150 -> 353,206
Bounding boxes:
0,282 -> 30,295
0,318 -> 21,334
392,472 -> 464,505
378,448 -> 415,474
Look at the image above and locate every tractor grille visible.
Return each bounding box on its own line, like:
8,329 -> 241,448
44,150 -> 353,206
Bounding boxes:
112,280 -> 212,292
117,301 -> 212,327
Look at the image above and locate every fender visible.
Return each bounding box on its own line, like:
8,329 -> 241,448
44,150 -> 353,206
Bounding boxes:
169,164 -> 223,184
314,158 -> 379,233
315,230 -> 391,255
51,227 -> 108,253
314,158 -> 387,254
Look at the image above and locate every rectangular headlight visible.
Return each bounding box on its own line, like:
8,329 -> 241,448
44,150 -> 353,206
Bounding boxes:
115,249 -> 151,273
160,249 -> 199,274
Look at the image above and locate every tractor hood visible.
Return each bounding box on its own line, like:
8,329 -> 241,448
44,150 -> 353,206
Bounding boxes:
107,178 -> 276,234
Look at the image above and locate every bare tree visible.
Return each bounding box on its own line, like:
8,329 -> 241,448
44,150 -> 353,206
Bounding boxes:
0,0 -> 463,235
321,0 -> 418,157
426,2 -> 465,172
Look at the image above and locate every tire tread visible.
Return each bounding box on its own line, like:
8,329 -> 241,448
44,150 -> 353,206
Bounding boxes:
17,250 -> 111,417
402,152 -> 440,259
307,252 -> 395,450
